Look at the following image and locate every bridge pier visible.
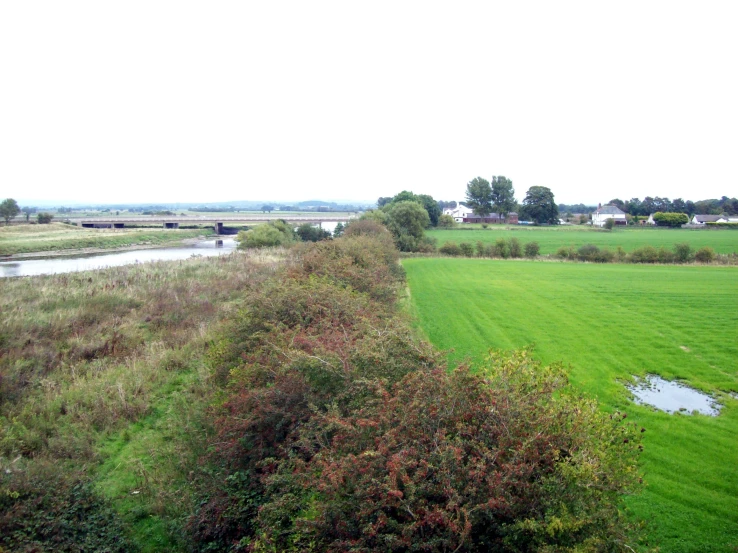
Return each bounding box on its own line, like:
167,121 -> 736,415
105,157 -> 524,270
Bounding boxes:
214,222 -> 223,234
163,222 -> 179,229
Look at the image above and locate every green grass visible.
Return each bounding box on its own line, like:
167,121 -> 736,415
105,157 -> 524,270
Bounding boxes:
403,258 -> 738,553
428,226 -> 738,255
0,223 -> 214,255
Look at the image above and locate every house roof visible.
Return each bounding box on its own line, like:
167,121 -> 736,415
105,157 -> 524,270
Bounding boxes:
693,214 -> 723,223
595,205 -> 626,215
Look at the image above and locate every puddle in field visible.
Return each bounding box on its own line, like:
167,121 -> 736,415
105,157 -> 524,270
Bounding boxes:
627,375 -> 722,416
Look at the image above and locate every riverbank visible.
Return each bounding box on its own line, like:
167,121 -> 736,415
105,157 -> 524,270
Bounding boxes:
0,223 -> 216,258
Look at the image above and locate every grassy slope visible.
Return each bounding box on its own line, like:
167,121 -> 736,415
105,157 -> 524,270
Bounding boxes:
427,226 -> 738,254
0,252 -> 281,551
404,258 -> 738,553
0,223 -> 214,255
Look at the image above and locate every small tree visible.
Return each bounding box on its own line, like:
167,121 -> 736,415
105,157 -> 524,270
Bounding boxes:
332,222 -> 344,237
37,212 -> 54,224
458,242 -> 474,257
508,237 -> 522,258
437,214 -> 456,228
673,243 -> 692,263
0,198 -> 20,225
524,241 -> 540,257
604,217 -> 615,230
295,223 -> 330,242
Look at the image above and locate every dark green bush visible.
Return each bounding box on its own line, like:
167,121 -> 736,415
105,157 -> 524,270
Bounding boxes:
673,243 -> 693,262
508,237 -> 522,258
652,212 -> 689,227
459,242 -> 474,257
658,247 -> 676,263
555,245 -> 575,259
524,241 -> 540,257
493,238 -> 509,258
0,468 -> 135,553
476,240 -> 486,257
577,243 -> 600,261
695,246 -> 716,263
439,241 -> 462,256
629,245 -> 660,263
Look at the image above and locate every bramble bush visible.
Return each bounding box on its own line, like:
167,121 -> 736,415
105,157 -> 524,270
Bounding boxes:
253,350 -> 643,553
189,234 -> 645,552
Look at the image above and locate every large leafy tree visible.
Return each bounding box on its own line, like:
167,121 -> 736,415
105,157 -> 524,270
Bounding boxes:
490,176 -> 516,222
385,200 -> 430,251
465,177 -> 493,218
521,186 -> 559,224
0,198 -> 20,225
383,190 -> 441,227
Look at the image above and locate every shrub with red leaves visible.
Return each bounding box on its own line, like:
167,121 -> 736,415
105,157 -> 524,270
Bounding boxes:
255,350 -> 643,553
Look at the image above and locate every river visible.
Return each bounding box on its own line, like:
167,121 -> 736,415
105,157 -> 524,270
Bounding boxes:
0,238 -> 238,278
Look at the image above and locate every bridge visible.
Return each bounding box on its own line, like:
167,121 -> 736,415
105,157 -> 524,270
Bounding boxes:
67,215 -> 355,234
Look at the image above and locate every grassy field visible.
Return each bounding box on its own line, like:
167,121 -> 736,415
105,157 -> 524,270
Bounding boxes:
404,258 -> 738,553
428,226 -> 738,255
0,223 -> 214,255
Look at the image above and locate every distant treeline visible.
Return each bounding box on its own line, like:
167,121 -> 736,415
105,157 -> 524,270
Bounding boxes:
560,196 -> 738,216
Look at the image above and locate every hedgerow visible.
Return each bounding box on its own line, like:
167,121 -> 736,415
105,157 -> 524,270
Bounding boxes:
189,234 -> 645,552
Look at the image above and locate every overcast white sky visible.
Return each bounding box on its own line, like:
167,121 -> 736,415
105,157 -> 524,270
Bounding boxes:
1,1 -> 736,206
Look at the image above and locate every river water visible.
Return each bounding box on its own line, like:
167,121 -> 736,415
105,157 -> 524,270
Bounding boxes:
0,238 -> 238,278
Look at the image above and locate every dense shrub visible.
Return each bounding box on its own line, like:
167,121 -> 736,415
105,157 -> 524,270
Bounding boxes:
508,237 -> 522,258
629,246 -> 660,263
673,242 -> 693,262
288,235 -> 401,303
476,240 -> 486,257
493,238 -> 508,258
652,212 -> 689,227
603,217 -> 615,230
524,241 -> 540,257
658,247 -> 675,263
0,467 -> 135,552
695,246 -> 716,263
439,241 -> 462,256
459,242 -> 475,257
37,212 -> 54,224
555,245 -> 575,259
438,214 -> 456,228
190,235 -> 644,552
577,244 -> 614,263
237,220 -> 294,249
295,222 -> 331,242
254,350 -> 642,553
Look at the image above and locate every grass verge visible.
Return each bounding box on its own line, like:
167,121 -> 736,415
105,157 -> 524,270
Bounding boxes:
0,223 -> 214,256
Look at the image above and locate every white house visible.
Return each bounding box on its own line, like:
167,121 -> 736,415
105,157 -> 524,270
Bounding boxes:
691,214 -> 738,225
592,205 -> 627,227
443,204 -> 475,223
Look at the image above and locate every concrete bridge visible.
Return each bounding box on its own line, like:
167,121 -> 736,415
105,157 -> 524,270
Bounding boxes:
67,215 -> 354,234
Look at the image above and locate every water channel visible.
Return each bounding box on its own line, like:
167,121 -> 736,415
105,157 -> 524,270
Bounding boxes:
0,238 -> 238,278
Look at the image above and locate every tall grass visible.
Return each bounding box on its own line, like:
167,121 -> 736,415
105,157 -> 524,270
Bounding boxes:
0,249 -> 283,551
